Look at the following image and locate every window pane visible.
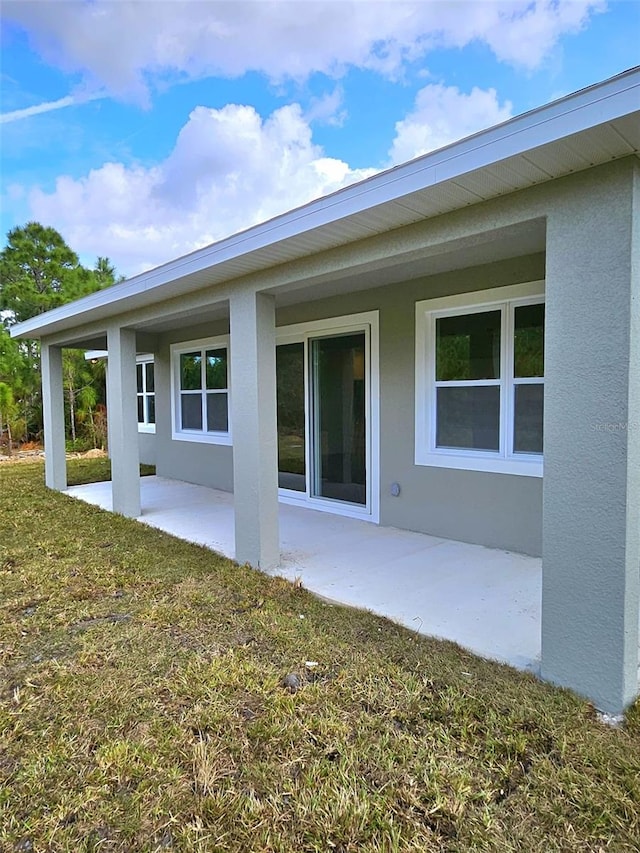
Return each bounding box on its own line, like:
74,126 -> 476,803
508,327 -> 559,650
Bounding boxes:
436,385 -> 500,451
311,334 -> 366,505
180,353 -> 202,390
136,363 -> 143,393
147,395 -> 155,424
181,394 -> 202,429
206,392 -> 228,432
145,362 -> 155,392
137,395 -> 144,423
436,311 -> 501,380
514,383 -> 543,454
206,349 -> 227,390
514,304 -> 544,378
277,342 -> 306,491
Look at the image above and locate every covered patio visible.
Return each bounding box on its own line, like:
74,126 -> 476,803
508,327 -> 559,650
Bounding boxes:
13,70 -> 639,714
65,475 -> 542,672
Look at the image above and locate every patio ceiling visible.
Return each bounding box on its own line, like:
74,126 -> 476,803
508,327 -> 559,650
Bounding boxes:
129,217 -> 547,335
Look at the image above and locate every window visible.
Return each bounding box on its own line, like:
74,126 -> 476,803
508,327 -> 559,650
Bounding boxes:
171,337 -> 231,443
136,357 -> 155,433
415,282 -> 544,476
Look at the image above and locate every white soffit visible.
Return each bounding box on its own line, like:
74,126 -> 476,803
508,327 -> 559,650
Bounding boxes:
11,67 -> 640,341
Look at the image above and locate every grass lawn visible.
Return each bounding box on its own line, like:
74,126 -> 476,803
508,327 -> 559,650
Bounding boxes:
1,460 -> 639,852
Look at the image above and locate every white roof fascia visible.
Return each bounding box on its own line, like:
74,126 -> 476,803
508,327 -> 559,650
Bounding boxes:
11,67 -> 640,341
83,350 -> 153,361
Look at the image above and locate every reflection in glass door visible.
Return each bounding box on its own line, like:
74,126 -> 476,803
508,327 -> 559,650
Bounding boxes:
311,333 -> 366,505
276,343 -> 306,492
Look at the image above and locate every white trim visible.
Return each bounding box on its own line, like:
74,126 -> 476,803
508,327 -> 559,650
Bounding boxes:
170,335 -> 232,445
83,350 -> 157,434
136,354 -> 156,434
415,281 -> 544,477
11,69 -> 639,342
276,311 -> 380,524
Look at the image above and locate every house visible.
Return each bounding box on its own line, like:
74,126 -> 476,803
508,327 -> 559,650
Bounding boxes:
11,68 -> 640,716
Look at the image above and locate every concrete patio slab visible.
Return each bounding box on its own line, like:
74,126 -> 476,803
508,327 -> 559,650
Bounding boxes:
65,476 -> 542,672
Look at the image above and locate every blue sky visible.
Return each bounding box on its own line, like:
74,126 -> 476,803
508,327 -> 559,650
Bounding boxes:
1,1 -> 638,276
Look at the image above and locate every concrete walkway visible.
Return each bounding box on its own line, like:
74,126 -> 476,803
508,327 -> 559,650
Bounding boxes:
65,476 -> 542,672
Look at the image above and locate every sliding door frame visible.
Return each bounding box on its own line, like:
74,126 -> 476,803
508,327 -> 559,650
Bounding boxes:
276,311 -> 380,523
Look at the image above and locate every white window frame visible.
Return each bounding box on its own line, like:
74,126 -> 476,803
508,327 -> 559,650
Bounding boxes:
415,281 -> 544,477
276,311 -> 380,524
136,355 -> 156,434
170,336 -> 231,445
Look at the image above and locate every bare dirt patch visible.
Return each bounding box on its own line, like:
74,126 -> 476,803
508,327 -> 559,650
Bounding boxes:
0,447 -> 107,464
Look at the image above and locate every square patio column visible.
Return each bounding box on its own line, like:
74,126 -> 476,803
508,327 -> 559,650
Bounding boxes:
229,290 -> 279,570
106,326 -> 140,518
41,341 -> 67,491
541,164 -> 640,715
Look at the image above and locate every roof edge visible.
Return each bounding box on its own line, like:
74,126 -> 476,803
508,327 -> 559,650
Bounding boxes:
11,66 -> 640,340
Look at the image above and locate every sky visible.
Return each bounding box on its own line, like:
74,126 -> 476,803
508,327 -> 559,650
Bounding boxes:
1,0 -> 639,278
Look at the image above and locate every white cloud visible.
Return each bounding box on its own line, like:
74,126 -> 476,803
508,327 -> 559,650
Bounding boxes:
482,0 -> 607,68
304,87 -> 347,127
0,90 -> 104,124
24,80 -> 519,274
5,1 -> 605,101
0,94 -> 77,124
28,102 -> 375,274
389,84 -> 513,164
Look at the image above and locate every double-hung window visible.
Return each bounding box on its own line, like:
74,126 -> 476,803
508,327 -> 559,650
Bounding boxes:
415,282 -> 544,476
171,337 -> 231,444
136,357 -> 155,433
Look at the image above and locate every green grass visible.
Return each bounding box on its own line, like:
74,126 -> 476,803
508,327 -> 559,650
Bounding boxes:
1,460 -> 639,852
65,457 -> 156,487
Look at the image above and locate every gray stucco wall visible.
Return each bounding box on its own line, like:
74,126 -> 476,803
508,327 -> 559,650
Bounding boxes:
153,320 -> 234,492
153,252 -> 545,555
540,160 -> 640,712
138,431 -> 156,466
278,252 -> 545,556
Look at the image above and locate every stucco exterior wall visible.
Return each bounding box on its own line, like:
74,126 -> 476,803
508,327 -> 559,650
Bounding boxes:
153,320 -> 234,492
152,251 -> 545,555
90,161 -> 634,563
278,252 -> 545,556
138,432 -> 156,466
540,158 -> 640,712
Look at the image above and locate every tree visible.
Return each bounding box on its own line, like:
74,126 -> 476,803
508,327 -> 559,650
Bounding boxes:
0,328 -> 29,452
63,350 -> 103,444
94,256 -> 117,288
0,222 -> 81,322
0,381 -> 18,452
0,223 -> 120,448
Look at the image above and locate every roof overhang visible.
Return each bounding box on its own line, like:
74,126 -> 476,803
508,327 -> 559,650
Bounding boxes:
11,66 -> 640,342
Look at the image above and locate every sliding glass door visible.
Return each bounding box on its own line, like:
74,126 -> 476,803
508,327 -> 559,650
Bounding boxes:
276,324 -> 371,514
310,333 -> 366,505
276,342 -> 306,492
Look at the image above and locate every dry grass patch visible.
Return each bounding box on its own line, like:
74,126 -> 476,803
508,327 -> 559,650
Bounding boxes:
1,459 -> 639,852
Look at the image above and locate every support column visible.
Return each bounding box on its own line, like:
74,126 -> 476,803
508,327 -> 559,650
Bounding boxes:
41,342 -> 67,491
106,326 -> 140,517
541,163 -> 640,714
229,290 -> 279,570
